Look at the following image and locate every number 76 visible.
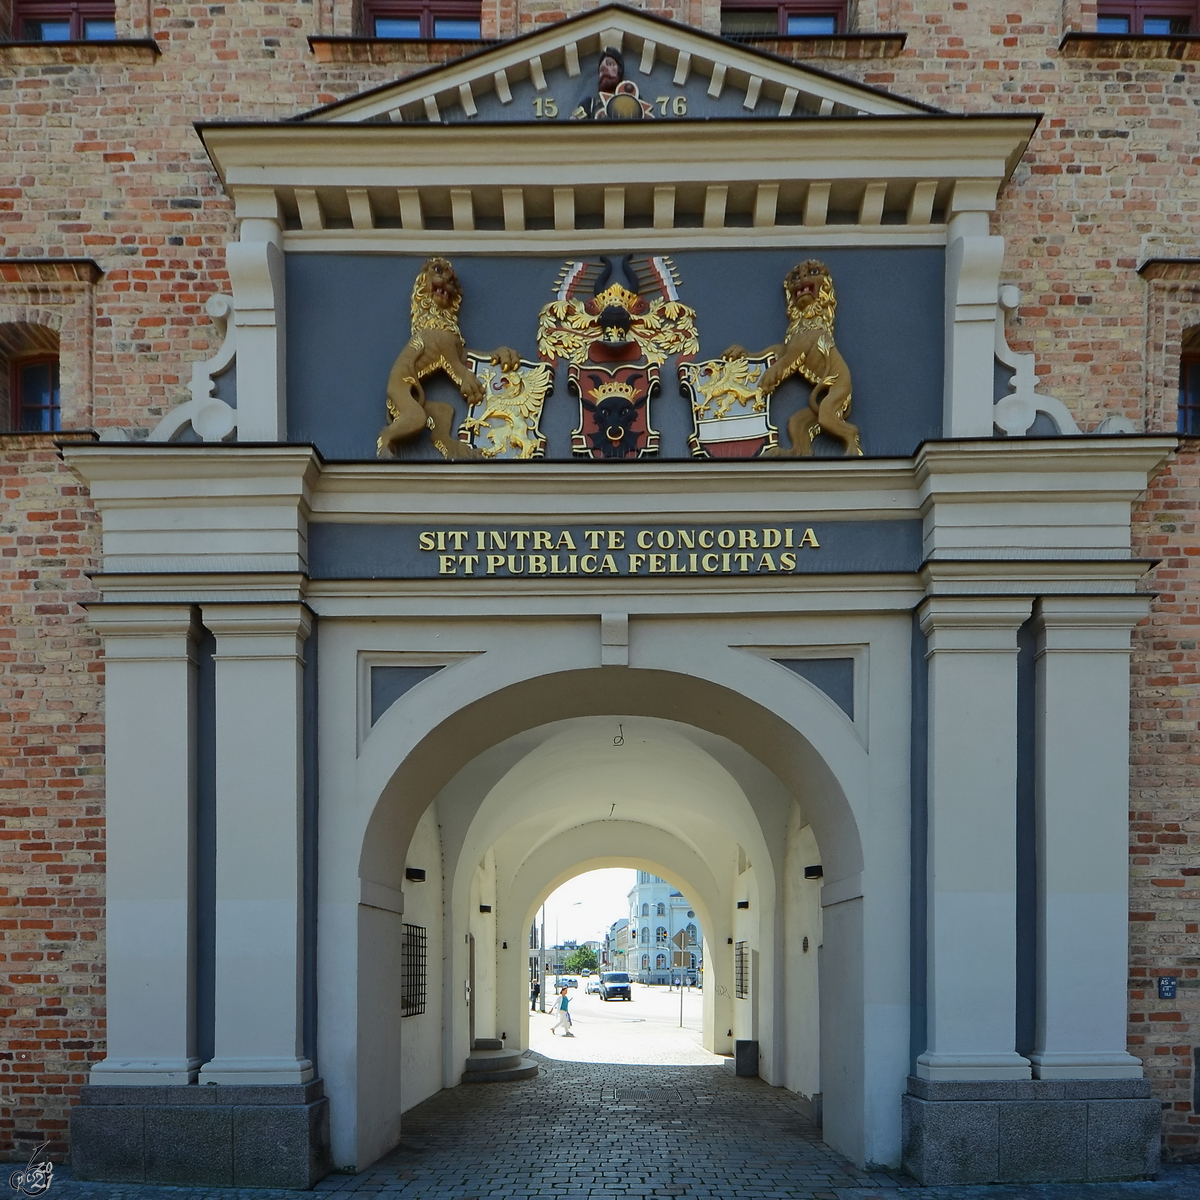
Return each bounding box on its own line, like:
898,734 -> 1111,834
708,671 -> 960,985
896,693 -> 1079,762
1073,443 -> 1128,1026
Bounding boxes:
655,95 -> 688,116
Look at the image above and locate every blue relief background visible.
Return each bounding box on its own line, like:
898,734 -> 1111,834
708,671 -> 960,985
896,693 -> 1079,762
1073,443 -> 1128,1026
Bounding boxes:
284,247 -> 944,461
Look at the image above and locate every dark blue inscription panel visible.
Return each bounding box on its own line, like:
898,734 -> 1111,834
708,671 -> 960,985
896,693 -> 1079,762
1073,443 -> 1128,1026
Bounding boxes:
286,249 -> 943,462
308,519 -> 923,580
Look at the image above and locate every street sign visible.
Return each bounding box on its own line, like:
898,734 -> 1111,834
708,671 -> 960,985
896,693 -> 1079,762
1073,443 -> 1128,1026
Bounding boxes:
672,929 -> 691,948
672,951 -> 689,967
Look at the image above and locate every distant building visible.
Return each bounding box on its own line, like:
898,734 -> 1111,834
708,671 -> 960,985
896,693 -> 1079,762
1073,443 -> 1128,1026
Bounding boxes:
627,872 -> 703,985
603,918 -> 632,972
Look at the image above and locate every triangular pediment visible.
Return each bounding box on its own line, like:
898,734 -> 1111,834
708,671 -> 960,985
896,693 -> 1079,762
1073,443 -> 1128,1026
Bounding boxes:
301,4 -> 938,127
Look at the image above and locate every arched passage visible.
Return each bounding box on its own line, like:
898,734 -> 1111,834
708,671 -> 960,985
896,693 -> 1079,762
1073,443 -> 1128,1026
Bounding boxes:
315,653 -> 908,1175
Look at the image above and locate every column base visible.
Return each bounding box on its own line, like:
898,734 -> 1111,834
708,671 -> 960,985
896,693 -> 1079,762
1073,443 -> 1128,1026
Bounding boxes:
914,1051 -> 1032,1081
90,1057 -> 202,1085
902,1076 -> 1160,1185
1029,1051 -> 1144,1080
70,1080 -> 331,1188
198,1056 -> 315,1085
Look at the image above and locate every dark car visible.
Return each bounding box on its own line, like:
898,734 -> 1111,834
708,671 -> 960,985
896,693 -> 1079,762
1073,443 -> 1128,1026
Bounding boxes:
599,971 -> 632,1001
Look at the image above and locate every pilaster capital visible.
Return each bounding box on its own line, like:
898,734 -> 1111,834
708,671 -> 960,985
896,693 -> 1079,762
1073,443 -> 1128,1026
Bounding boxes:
203,603 -> 313,662
1033,594 -> 1152,654
918,596 -> 1032,652
87,603 -> 201,661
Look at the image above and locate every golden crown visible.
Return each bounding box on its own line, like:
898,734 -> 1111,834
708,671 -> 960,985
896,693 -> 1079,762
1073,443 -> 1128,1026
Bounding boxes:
592,379 -> 637,402
594,283 -> 639,311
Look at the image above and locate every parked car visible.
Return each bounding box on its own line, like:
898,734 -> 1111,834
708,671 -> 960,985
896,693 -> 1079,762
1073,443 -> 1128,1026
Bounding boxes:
554,976 -> 578,990
599,971 -> 632,1001
585,978 -> 602,994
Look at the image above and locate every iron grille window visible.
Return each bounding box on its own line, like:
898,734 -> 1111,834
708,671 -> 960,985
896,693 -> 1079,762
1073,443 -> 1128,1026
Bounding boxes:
1180,353 -> 1200,435
12,357 -> 61,432
363,0 -> 481,39
12,0 -> 117,40
721,1 -> 845,39
735,941 -> 749,998
1097,1 -> 1197,32
401,923 -> 427,1017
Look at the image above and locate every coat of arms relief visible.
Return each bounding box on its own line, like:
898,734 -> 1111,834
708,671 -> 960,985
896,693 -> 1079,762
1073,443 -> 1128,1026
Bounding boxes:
376,254 -> 860,461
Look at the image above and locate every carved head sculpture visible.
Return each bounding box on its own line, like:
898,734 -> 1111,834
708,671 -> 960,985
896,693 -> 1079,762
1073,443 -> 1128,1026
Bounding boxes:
411,256 -> 464,331
784,260 -> 837,332
597,47 -> 624,93
586,255 -> 648,343
583,385 -> 644,458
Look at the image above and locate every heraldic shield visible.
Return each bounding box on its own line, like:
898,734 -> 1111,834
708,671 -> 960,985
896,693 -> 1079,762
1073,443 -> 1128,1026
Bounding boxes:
569,361 -> 661,459
458,354 -> 554,459
678,355 -> 778,458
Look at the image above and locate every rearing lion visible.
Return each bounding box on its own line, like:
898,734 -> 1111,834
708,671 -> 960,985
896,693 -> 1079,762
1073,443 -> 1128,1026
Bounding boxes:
377,257 -> 520,459
723,260 -> 861,457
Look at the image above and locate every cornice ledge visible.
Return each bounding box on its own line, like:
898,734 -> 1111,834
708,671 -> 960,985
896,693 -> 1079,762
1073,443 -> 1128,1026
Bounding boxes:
61,442 -> 322,486
914,435 -> 1177,485
722,32 -> 907,60
1059,31 -> 1200,61
0,38 -> 160,63
1137,257 -> 1200,281
919,558 -> 1154,596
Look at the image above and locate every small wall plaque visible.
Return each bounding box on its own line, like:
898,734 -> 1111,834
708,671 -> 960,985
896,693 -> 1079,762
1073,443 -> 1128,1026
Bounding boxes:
1158,976 -> 1177,1000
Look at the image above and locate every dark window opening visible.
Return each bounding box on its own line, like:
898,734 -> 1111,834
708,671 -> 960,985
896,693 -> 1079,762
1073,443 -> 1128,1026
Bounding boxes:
12,357 -> 61,432
721,1 -> 844,38
735,941 -> 749,998
1096,2 -> 1197,33
1180,329 -> 1200,435
401,923 -> 427,1016
12,0 -> 117,40
364,1 -> 482,39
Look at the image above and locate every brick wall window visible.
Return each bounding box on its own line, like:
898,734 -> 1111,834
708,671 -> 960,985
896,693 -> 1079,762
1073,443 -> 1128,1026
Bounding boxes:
11,0 -> 116,40
1180,329 -> 1200,435
721,1 -> 846,38
10,356 -> 61,432
363,0 -> 481,39
1097,1 -> 1198,33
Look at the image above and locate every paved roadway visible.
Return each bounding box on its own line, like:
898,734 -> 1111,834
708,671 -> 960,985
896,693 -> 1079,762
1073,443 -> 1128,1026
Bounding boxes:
34,983 -> 1200,1200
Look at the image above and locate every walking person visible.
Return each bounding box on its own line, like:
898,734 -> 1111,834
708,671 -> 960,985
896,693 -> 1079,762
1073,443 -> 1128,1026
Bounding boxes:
550,986 -> 573,1037
530,980 -> 540,1012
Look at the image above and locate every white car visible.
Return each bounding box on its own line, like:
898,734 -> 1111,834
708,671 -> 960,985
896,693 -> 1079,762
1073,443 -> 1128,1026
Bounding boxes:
585,978 -> 602,994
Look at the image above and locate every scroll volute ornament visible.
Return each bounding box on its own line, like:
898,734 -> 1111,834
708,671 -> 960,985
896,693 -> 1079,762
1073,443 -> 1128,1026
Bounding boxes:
723,260 -> 862,457
377,257 -> 520,459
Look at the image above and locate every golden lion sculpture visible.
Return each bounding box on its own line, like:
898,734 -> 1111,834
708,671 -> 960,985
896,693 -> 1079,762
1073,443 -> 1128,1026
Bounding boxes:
723,260 -> 861,457
377,257 -> 519,459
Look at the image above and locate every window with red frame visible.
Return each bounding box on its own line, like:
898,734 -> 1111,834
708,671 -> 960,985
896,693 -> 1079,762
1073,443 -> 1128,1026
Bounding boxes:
363,0 -> 481,39
720,0 -> 845,38
1096,1 -> 1198,33
12,0 -> 116,40
11,357 -> 61,432
1180,330 -> 1200,436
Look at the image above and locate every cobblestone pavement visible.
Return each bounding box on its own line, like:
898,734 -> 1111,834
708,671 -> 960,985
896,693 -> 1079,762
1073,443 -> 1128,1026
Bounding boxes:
33,1056 -> 1200,1200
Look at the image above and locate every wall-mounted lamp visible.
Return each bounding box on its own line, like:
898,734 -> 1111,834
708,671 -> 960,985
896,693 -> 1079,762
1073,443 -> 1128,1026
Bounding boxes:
405,868 -> 426,882
479,904 -> 492,913
804,865 -> 823,880
502,941 -> 507,949
727,937 -> 733,944
737,900 -> 749,909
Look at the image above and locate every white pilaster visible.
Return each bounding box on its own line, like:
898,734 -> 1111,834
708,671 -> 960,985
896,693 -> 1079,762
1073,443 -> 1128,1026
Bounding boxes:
943,181 -> 1003,438
917,596 -> 1033,1081
89,605 -> 201,1085
1028,596 -> 1149,1079
227,187 -> 286,442
199,603 -> 314,1085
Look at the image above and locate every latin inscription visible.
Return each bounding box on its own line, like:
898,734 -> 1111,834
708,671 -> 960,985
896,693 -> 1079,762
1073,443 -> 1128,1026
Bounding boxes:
417,525 -> 821,578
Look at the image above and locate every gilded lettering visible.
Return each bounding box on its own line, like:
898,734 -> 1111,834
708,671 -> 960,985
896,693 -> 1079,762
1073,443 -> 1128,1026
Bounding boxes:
486,554 -> 505,575
649,553 -> 666,574
670,553 -> 686,573
657,530 -> 674,550
636,530 -> 654,549
629,554 -> 646,574
461,554 -> 479,575
734,552 -> 754,572
528,554 -> 547,575
702,553 -> 719,573
757,552 -> 777,572
438,554 -> 456,575
507,554 -> 525,574
419,531 -> 436,551
555,530 -> 577,551
608,530 -> 625,551
584,531 -> 604,550
532,530 -> 552,550
489,530 -> 507,550
447,531 -> 468,551
600,554 -> 619,574
738,529 -> 758,549
677,529 -> 695,549
698,529 -> 715,549
799,527 -> 820,548
718,530 -> 735,549
580,554 -> 598,574
780,552 -> 797,571
511,530 -> 530,550
763,529 -> 782,549
550,555 -> 569,575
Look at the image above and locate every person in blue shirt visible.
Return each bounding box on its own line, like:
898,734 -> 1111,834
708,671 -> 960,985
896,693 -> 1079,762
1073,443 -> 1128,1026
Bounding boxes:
550,986 -> 573,1036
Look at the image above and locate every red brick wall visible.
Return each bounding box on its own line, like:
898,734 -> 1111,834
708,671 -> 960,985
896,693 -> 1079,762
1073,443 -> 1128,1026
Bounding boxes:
1132,442 -> 1200,1162
0,436 -> 102,1161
